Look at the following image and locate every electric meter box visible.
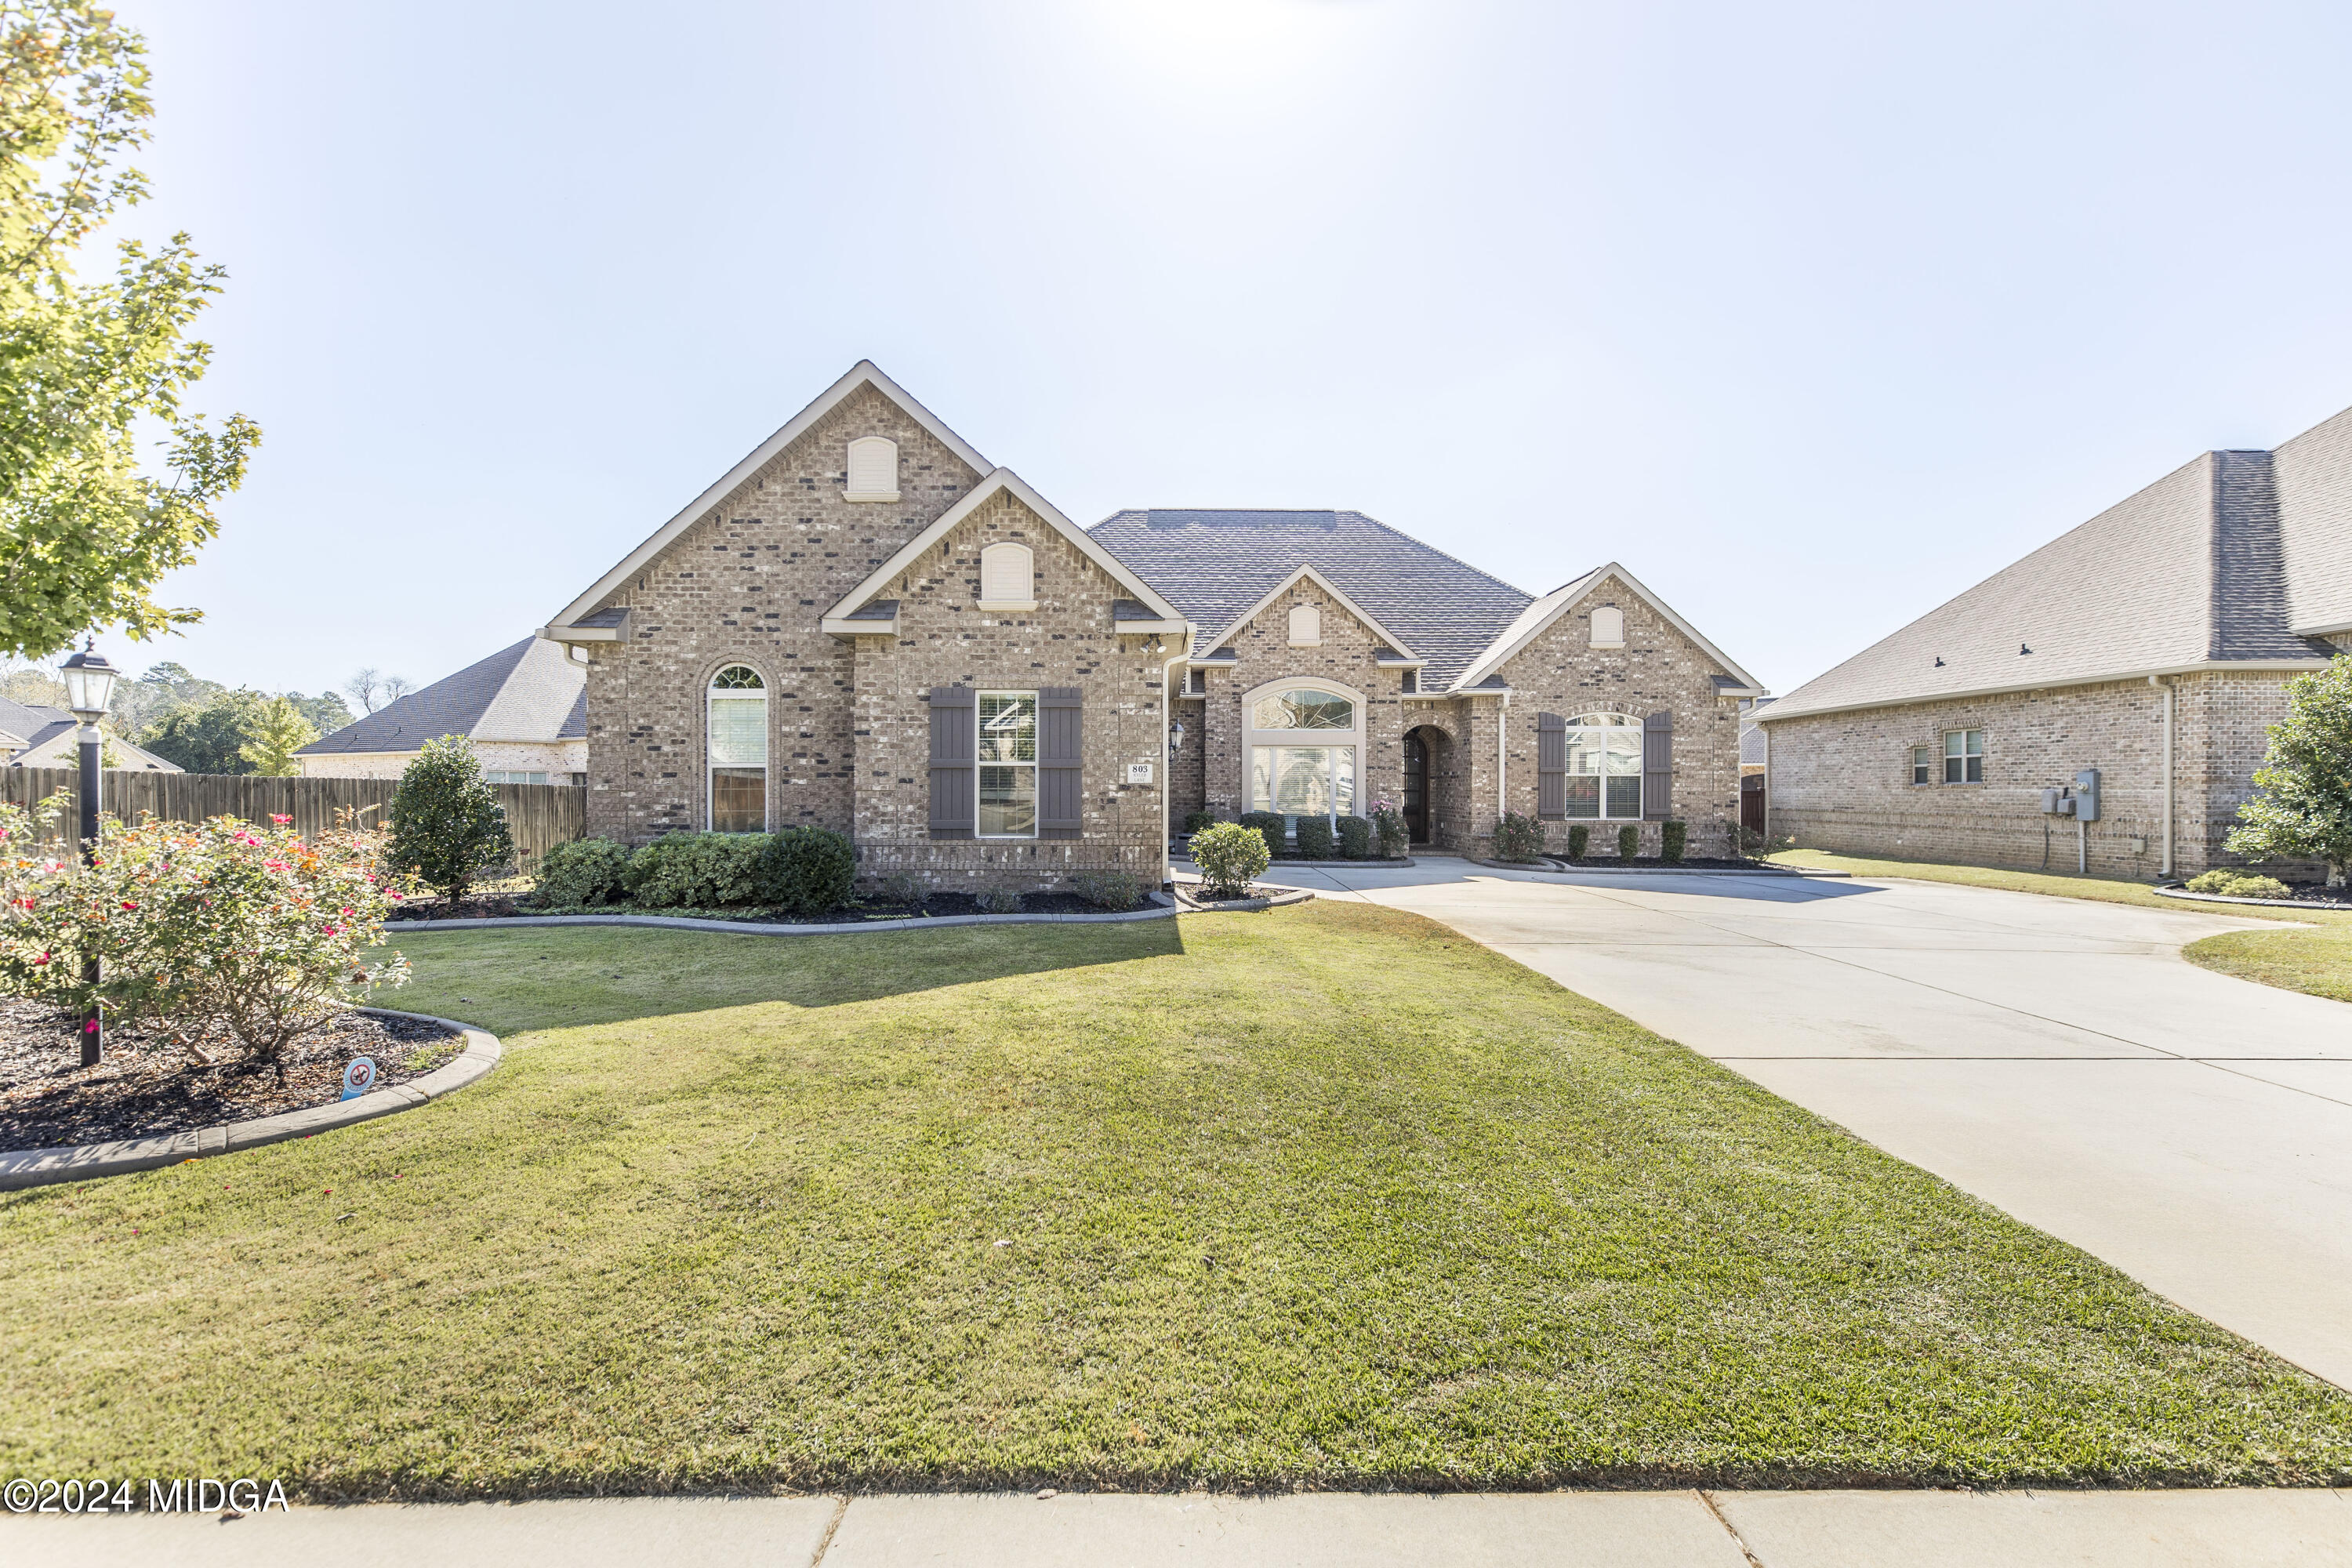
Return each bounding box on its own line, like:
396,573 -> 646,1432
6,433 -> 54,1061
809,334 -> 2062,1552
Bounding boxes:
2073,768 -> 2100,822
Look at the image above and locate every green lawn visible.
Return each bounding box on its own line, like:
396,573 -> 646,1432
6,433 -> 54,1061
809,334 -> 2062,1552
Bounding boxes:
3,903 -> 2348,1497
1770,848 -> 2352,1006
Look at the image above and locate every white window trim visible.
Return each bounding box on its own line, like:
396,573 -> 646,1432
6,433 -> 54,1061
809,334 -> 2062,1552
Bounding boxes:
706,666 -> 769,833
1559,712 -> 1645,821
976,541 -> 1037,612
844,435 -> 901,503
1241,677 -> 1363,826
977,688 -> 1040,840
1942,728 -> 1984,786
1909,746 -> 1933,786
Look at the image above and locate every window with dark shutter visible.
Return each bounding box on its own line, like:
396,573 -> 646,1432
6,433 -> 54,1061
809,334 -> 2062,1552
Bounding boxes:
1642,711 -> 1672,821
928,687 -> 975,839
1038,688 -> 1081,839
1537,713 -> 1566,819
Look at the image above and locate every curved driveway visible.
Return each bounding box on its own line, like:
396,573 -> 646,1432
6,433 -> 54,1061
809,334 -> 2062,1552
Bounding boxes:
1232,857 -> 2352,1388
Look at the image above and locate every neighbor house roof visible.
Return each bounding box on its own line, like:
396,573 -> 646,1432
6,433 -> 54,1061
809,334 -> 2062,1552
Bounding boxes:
2274,403 -> 2352,638
297,637 -> 586,756
1087,510 -> 1533,690
0,695 -> 180,771
1761,448 -> 2339,723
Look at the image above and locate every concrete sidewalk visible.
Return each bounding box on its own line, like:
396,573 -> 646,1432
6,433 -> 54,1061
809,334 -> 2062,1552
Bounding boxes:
13,1489 -> 2352,1566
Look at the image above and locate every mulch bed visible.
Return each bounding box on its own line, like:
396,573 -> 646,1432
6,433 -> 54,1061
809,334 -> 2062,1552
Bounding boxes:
0,1004 -> 462,1151
390,891 -> 1132,924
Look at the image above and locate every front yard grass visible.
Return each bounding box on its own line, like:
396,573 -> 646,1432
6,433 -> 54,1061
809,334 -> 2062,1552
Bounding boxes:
1769,849 -> 2352,1006
2,902 -> 2347,1497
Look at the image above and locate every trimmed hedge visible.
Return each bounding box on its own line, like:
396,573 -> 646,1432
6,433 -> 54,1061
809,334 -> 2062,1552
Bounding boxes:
1566,824 -> 1589,860
1493,811 -> 1544,863
1069,869 -> 1144,911
1239,811 -> 1287,860
1182,810 -> 1218,835
1192,821 -> 1270,897
1661,820 -> 1687,864
1294,816 -> 1335,859
1338,815 -> 1374,858
1617,823 -> 1640,860
757,826 -> 856,915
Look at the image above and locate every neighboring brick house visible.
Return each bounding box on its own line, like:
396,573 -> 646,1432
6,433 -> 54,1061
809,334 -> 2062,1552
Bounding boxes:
1759,405 -> 2352,879
540,362 -> 1766,887
296,637 -> 588,782
0,695 -> 180,771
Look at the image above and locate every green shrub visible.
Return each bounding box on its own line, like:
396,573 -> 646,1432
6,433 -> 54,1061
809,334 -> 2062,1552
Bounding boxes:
1182,810 -> 1218,834
975,888 -> 1024,914
1191,821 -> 1269,898
757,826 -> 855,914
1566,824 -> 1590,860
1661,820 -> 1688,863
2188,869 -> 2293,899
389,735 -> 514,902
1239,811 -> 1287,859
535,837 -> 632,906
2185,870 -> 2237,893
1294,816 -> 1335,858
1370,804 -> 1406,857
1338,815 -> 1374,858
624,832 -> 766,909
1617,823 -> 1640,860
1492,811 -> 1544,862
878,870 -> 927,909
1069,869 -> 1143,911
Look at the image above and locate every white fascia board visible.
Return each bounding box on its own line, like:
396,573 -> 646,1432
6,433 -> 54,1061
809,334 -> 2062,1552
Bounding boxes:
1450,564 -> 1765,695
825,470 -> 1186,624
2291,617 -> 2352,638
1202,564 -> 1423,659
1113,617 -> 1192,636
820,615 -> 899,637
1755,658 -> 2336,723
550,361 -> 992,630
539,623 -> 620,644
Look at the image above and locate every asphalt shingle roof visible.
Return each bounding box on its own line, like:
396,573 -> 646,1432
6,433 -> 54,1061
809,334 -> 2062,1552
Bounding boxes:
1763,449 -> 2339,722
2275,402 -> 2352,637
299,637 -> 586,755
1087,510 -> 1533,690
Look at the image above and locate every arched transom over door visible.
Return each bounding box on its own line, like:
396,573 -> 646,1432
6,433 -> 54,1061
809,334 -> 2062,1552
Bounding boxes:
1243,681 -> 1363,826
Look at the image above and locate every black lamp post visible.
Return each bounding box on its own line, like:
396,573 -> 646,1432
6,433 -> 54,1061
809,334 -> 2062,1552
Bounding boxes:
60,641 -> 118,1066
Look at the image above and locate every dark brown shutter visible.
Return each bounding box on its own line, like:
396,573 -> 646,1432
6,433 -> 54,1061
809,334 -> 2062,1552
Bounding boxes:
1038,688 -> 1081,839
1642,710 -> 1672,820
928,687 -> 975,839
1536,712 -> 1566,819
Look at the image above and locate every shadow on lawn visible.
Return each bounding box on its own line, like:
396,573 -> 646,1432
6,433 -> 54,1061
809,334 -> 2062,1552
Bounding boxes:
390,916 -> 1192,1031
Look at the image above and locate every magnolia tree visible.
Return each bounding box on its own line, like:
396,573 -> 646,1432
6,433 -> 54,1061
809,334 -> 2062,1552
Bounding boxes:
0,802 -> 409,1075
390,735 -> 512,902
2226,656 -> 2352,887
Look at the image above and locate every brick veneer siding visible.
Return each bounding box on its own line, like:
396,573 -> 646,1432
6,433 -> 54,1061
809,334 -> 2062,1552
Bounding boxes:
580,383 -> 982,844
1170,694 -> 1207,826
1488,582 -> 1745,858
1403,704 -> 1473,850
844,487 -> 1168,891
299,739 -> 586,782
1761,662 -> 2342,878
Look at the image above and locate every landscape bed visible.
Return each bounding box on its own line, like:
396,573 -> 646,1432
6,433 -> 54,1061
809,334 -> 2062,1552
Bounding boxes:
1,902 -> 2347,1497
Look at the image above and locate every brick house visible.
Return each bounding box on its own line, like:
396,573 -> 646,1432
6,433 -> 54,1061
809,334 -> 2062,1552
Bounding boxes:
296,636 -> 587,783
1758,406 -> 2352,879
540,363 -> 1766,888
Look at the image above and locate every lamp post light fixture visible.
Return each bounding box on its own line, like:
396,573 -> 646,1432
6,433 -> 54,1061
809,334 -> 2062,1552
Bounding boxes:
59,641 -> 118,1066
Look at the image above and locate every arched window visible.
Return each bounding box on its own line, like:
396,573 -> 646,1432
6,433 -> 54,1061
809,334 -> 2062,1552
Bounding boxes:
1589,606 -> 1624,648
978,541 -> 1034,607
1244,684 -> 1361,827
1288,603 -> 1321,645
844,436 -> 898,502
1563,712 -> 1642,818
707,665 -> 767,832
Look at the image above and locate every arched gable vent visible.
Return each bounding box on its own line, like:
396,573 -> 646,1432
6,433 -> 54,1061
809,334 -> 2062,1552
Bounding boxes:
845,436 -> 899,502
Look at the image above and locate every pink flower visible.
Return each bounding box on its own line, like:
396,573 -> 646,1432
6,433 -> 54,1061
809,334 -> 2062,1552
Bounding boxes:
121,900 -> 137,911
33,953 -> 48,965
266,859 -> 287,872
270,814 -> 292,825
82,1019 -> 97,1033
323,924 -> 339,937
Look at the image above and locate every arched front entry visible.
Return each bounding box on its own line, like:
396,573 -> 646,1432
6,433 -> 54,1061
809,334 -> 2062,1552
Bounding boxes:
1403,724 -> 1449,845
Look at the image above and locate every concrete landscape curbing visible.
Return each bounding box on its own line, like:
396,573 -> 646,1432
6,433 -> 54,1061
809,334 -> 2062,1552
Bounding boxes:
0,1010 -> 503,1192
391,891 -> 1178,938
1171,885 -> 1316,913
2154,881 -> 2352,912
1463,857 -> 1821,877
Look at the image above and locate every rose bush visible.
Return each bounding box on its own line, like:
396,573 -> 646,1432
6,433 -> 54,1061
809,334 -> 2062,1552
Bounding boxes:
0,807 -> 409,1076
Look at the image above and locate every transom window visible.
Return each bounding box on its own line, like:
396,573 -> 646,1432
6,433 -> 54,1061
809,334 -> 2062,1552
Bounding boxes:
1251,688 -> 1353,731
1944,729 -> 1984,784
1563,713 -> 1642,819
708,665 -> 767,832
978,691 -> 1037,837
1245,684 -> 1362,827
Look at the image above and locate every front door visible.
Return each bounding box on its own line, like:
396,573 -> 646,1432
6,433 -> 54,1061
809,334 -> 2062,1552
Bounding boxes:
1403,730 -> 1428,844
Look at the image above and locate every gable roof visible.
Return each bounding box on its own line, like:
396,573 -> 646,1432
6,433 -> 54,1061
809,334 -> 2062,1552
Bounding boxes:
298,637 -> 586,755
1452,562 -> 1766,695
0,695 -> 180,771
1197,564 -> 1424,661
826,470 -> 1185,628
550,361 -> 992,631
2274,403 -> 2352,637
1087,509 -> 1531,688
1761,448 -> 2338,723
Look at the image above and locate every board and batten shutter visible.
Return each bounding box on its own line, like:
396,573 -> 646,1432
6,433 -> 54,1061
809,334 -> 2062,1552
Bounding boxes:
928,687 -> 975,838
1642,710 -> 1672,821
1038,688 -> 1082,839
1536,713 -> 1566,819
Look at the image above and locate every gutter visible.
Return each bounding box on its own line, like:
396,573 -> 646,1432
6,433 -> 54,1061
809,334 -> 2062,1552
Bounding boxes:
1755,657 -> 2334,724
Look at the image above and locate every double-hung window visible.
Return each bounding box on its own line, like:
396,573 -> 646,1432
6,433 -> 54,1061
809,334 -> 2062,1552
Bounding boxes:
1563,713 -> 1643,818
978,691 -> 1037,837
1943,729 -> 1984,784
1911,747 -> 1933,786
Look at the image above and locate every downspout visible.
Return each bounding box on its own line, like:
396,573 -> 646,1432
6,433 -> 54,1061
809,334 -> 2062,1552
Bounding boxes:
2149,674 -> 2173,879
1761,720 -> 1770,846
1161,632 -> 1192,887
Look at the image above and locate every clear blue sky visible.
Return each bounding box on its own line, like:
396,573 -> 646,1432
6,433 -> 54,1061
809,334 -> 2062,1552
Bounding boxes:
104,0 -> 2352,699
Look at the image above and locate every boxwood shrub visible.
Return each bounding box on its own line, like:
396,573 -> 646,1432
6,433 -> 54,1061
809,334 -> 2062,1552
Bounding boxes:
1493,811 -> 1544,863
757,826 -> 855,914
1566,824 -> 1590,860
1661,819 -> 1688,864
1294,816 -> 1335,858
1191,821 -> 1270,898
1338,815 -> 1374,858
535,837 -> 633,906
1238,811 -> 1287,859
1182,810 -> 1218,834
1616,823 -> 1640,860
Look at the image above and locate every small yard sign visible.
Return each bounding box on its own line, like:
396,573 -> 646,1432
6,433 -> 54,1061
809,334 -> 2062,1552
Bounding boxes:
341,1058 -> 379,1101
1126,762 -> 1153,784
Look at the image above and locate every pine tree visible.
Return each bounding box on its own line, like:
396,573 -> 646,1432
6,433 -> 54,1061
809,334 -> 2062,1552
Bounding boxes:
235,695 -> 316,776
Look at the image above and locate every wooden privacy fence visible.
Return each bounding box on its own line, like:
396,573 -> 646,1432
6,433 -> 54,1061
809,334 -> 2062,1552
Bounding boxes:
0,769 -> 587,871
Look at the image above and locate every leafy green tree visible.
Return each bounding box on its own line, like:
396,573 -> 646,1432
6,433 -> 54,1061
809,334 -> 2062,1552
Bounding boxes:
0,2 -> 259,659
389,735 -> 512,902
2226,655 -> 2352,887
110,659 -> 222,735
235,694 -> 315,776
281,689 -> 353,736
139,688 -> 268,774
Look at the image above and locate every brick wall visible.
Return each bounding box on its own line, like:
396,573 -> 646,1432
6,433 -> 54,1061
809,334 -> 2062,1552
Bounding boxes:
299,739 -> 585,782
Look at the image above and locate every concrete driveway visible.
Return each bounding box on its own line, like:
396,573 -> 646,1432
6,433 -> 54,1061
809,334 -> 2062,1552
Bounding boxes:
1219,856 -> 2352,1388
